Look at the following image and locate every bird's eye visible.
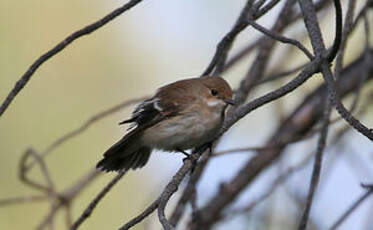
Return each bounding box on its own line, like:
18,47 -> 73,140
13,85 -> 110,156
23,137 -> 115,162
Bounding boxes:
211,89 -> 218,96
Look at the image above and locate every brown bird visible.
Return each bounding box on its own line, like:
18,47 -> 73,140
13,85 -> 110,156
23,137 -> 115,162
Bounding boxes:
96,76 -> 235,172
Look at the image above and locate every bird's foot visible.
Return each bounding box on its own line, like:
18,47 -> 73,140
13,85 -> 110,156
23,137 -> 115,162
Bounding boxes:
178,149 -> 198,172
177,148 -> 191,158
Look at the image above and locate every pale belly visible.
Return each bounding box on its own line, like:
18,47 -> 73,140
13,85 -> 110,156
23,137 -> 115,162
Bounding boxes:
141,112 -> 221,151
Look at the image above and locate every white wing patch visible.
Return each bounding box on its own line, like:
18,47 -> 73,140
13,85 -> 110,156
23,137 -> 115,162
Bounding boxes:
134,98 -> 161,115
153,99 -> 163,111
126,98 -> 162,130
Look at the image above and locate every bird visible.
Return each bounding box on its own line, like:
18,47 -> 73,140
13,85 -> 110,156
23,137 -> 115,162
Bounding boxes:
96,76 -> 235,172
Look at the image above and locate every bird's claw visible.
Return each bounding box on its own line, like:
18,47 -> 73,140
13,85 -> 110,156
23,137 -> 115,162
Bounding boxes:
182,153 -> 198,173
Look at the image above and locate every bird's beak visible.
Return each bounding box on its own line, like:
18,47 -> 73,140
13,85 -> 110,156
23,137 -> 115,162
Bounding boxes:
224,98 -> 236,106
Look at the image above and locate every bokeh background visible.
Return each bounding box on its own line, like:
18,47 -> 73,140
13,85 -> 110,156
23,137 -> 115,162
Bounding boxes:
1,1 -> 372,230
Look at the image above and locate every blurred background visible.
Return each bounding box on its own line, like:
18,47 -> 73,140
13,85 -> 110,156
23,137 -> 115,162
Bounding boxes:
0,0 -> 372,229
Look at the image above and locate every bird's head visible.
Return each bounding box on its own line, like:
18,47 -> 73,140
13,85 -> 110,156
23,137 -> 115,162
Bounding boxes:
200,77 -> 235,111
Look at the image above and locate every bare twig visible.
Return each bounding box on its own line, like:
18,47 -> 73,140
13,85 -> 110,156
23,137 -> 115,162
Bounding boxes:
329,184 -> 373,230
61,169 -> 101,201
0,195 -> 47,206
65,204 -> 73,229
224,0 -> 330,73
257,63 -> 308,85
224,40 -> 259,71
203,0 -> 281,76
119,147 -> 209,230
70,170 -> 127,230
297,96 -> 332,230
2,1 -> 372,230
233,0 -> 297,104
0,0 -> 143,117
334,0 -> 356,79
157,150 -> 208,230
246,19 -> 314,60
323,64 -> 373,140
299,0 -> 373,141
229,150 -> 315,216
19,148 -> 55,193
256,0 -> 281,17
188,49 -> 373,230
202,0 -> 255,76
169,150 -> 211,227
212,131 -> 317,157
1,96 -> 141,229
25,97 -> 144,171
119,198 -> 160,230
326,0 -> 342,62
36,202 -> 60,230
223,57 -> 321,134
351,1 -> 371,31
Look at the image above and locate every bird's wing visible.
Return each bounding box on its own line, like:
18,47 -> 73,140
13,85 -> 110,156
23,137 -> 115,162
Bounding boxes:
114,80 -> 197,147
104,96 -> 177,157
103,107 -> 164,158
103,81 -> 197,159
103,98 -> 166,158
120,80 -> 197,128
119,97 -> 177,128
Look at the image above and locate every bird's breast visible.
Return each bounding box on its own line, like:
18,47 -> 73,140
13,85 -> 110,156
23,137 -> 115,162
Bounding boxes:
141,110 -> 222,151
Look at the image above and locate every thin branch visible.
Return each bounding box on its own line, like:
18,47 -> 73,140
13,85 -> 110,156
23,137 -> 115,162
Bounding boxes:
223,0 -> 330,73
329,184 -> 373,230
203,0 -> 281,76
297,1 -> 371,228
19,148 -> 55,193
45,169 -> 101,230
344,3 -> 373,113
319,93 -> 371,139
299,0 -> 373,141
334,0 -> 356,79
212,131 -> 317,157
26,97 -> 144,171
351,2 -> 371,31
70,170 -> 127,230
201,0 -> 255,76
36,202 -> 61,230
297,95 -> 332,230
233,0 -> 297,104
119,147 -> 209,230
61,169 -> 101,201
326,0 -> 343,62
0,0 -> 144,117
224,39 -> 259,72
119,198 -> 160,230
157,150 -> 207,230
229,150 -> 315,216
2,2 -> 371,230
256,0 -> 281,18
43,97 -> 145,157
169,150 -> 211,227
1,97 -> 141,229
323,59 -> 373,141
246,19 -> 314,60
229,117 -> 356,220
0,195 -> 47,206
223,56 -> 321,134
257,63 -> 308,85
65,204 -> 73,229
189,49 -> 373,230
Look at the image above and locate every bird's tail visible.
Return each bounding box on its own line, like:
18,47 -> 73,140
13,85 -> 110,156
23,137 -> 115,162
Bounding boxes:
96,134 -> 151,172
